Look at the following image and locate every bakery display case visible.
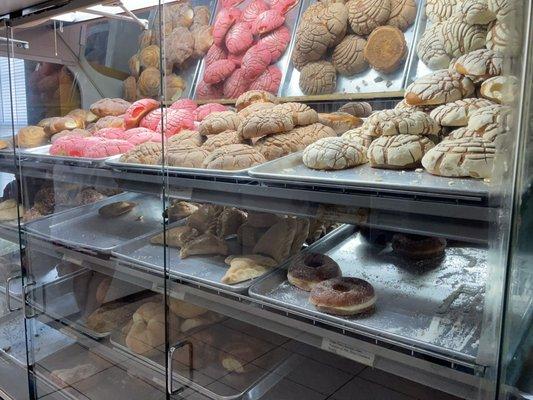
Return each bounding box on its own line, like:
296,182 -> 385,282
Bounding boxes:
0,0 -> 531,399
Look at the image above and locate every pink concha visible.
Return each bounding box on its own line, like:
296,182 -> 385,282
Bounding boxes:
221,0 -> 245,8
51,136 -> 107,157
225,22 -> 254,55
140,109 -> 162,131
93,127 -> 127,139
271,0 -> 299,14
194,103 -> 228,121
123,98 -> 160,129
258,25 -> 290,62
82,139 -> 134,158
242,0 -> 270,23
213,8 -> 242,47
204,59 -> 237,84
170,99 -> 198,112
205,45 -> 227,67
223,68 -> 251,99
241,44 -> 272,80
253,10 -> 285,35
196,81 -> 224,100
249,65 -> 282,94
156,109 -> 195,137
123,127 -> 163,144
227,52 -> 245,67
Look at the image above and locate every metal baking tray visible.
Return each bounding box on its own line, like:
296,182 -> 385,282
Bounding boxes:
25,192 -> 165,254
249,225 -> 487,363
248,152 -> 490,200
280,0 -> 424,97
112,221 -> 267,293
110,318 -> 293,400
106,155 -> 256,179
192,0 -> 303,100
20,145 -> 117,167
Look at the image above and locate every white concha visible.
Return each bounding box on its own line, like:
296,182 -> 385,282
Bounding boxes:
430,98 -> 494,126
342,127 -> 376,148
303,136 -> 368,170
444,126 -> 480,140
440,16 -> 487,59
365,109 -> 439,136
426,0 -> 462,22
367,134 -> 435,169
421,138 -> 495,178
487,0 -> 517,23
480,75 -> 519,104
486,20 -> 520,56
416,23 -> 451,69
456,0 -> 496,24
454,49 -> 503,83
467,104 -> 512,142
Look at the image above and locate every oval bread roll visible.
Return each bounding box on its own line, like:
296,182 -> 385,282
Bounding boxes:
303,136 -> 368,170
367,134 -> 435,169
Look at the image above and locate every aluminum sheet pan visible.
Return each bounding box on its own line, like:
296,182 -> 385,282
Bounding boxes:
248,152 -> 489,199
25,193 -> 165,253
20,145 -> 116,167
249,225 -> 487,363
192,0 -> 302,100
113,222 -> 262,293
280,0 -> 424,97
105,155 -> 256,179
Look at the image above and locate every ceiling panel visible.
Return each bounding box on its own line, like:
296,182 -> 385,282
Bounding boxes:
0,0 -> 50,15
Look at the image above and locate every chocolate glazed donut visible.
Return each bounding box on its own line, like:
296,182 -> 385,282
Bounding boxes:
287,252 -> 342,291
392,234 -> 447,260
310,277 -> 376,316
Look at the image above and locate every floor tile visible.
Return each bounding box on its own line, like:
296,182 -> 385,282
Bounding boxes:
41,386 -> 90,400
358,367 -> 463,400
332,376 -> 413,400
260,378 -> 327,400
221,319 -> 290,346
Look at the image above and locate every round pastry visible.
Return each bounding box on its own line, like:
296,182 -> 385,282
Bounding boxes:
347,0 -> 391,35
299,61 -> 337,95
235,90 -> 278,111
310,277 -> 376,316
90,98 -> 131,117
15,126 -> 47,148
138,67 -> 161,98
288,252 -> 342,291
303,137 -> 368,170
199,111 -> 242,136
164,74 -> 186,102
202,144 -> 266,170
332,35 -> 368,76
338,101 -> 373,117
363,25 -> 407,74
139,45 -> 160,69
238,108 -> 294,139
387,0 -> 417,31
162,145 -> 210,168
391,233 -> 447,260
202,130 -> 246,152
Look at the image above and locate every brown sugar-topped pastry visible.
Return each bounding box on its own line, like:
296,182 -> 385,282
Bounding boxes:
430,98 -> 494,127
138,67 -> 161,98
405,70 -> 475,106
202,144 -> 266,170
199,111 -> 242,136
119,142 -> 162,164
162,145 -> 210,168
387,0 -> 417,31
318,112 -> 363,135
299,61 -> 337,95
332,35 -> 368,76
123,76 -> 137,102
238,108 -> 294,139
90,98 -> 131,117
367,134 -> 435,169
310,277 -> 376,316
274,103 -> 319,126
254,123 -> 336,160
237,102 -> 276,119
363,25 -> 407,74
347,0 -> 391,35
303,137 -> 368,170
167,130 -> 205,147
94,115 -> 125,130
288,253 -> 342,291
15,126 -> 48,148
421,137 -> 495,179
202,130 -> 246,152
453,49 -> 503,84
139,45 -> 160,69
235,90 -> 278,111
67,109 -> 98,125
339,101 -> 373,117
392,233 -> 447,260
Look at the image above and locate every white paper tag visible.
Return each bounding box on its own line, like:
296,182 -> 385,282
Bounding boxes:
321,338 -> 376,367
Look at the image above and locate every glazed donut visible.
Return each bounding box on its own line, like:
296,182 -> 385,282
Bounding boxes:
309,277 -> 376,316
287,252 -> 342,291
391,234 -> 447,260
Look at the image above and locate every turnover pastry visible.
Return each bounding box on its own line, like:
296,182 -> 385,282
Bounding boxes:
150,225 -> 199,248
363,26 -> 407,74
222,254 -> 278,284
166,201 -> 199,221
187,204 -> 224,233
217,207 -> 247,238
98,201 -> 136,217
253,218 -> 298,263
180,232 -> 229,258
303,137 -> 368,170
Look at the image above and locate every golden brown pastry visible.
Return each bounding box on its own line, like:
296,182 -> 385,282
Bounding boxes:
168,298 -> 207,319
166,201 -> 199,221
0,199 -> 23,221
363,25 -> 407,74
125,302 -> 165,355
318,112 -> 363,135
253,218 -> 298,263
43,117 -> 81,136
90,98 -> 131,117
222,254 -> 278,284
237,222 -> 268,248
123,76 -> 137,102
119,142 -> 162,164
202,130 -> 246,152
187,204 -> 224,233
163,145 -> 210,168
217,207 -> 247,238
179,232 -> 229,258
138,67 -> 162,98
235,90 -> 278,111
139,45 -> 161,69
164,74 -> 187,102
202,144 -> 266,170
16,126 -> 48,148
150,225 -> 199,248
167,130 -> 204,147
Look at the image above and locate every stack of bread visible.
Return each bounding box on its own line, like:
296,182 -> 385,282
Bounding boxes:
292,0 -> 416,95
418,0 -> 518,70
149,203 -> 310,285
124,2 -> 213,102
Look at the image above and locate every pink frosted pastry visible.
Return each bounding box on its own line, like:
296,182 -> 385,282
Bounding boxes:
205,44 -> 227,67
123,98 -> 159,129
93,127 -> 127,140
204,59 -> 236,84
169,99 -> 198,112
221,0 -> 245,7
123,128 -> 162,145
194,103 -> 228,121
139,109 -> 162,130
82,139 -> 134,158
253,10 -> 285,34
241,44 -> 272,80
196,81 -> 224,100
213,8 -> 241,46
225,22 -> 254,54
51,136 -> 106,157
242,0 -> 270,23
223,68 -> 250,99
157,109 -> 195,137
258,25 -> 290,62
227,52 -> 245,67
249,65 -> 282,94
271,0 -> 299,14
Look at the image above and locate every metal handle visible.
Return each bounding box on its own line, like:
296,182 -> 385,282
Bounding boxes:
6,274 -> 22,312
23,282 -> 39,319
167,339 -> 193,395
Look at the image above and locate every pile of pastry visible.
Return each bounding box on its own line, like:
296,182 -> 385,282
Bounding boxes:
149,202 -> 310,285
419,0 -> 518,70
124,2 -> 212,102
197,0 -> 297,100
292,0 -> 416,95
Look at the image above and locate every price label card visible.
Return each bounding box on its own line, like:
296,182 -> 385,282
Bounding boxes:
321,338 -> 376,367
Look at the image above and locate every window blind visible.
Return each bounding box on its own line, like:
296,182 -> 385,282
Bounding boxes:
0,57 -> 28,134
